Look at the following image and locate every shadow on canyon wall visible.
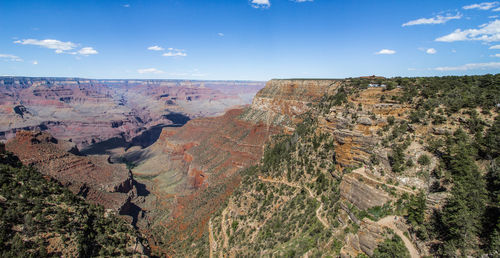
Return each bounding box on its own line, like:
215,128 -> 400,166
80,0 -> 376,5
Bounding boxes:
80,112 -> 190,156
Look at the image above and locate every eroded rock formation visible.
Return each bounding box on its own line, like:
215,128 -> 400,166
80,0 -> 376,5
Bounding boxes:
5,131 -> 142,222
0,77 -> 265,149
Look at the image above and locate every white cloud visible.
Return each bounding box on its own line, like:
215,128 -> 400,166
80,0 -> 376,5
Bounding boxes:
218,32 -> 224,37
251,0 -> 270,8
77,47 -> 98,55
434,62 -> 500,71
490,44 -> 500,48
32,60 -> 38,65
14,38 -> 97,55
426,48 -> 437,54
436,19 -> 500,42
490,15 -> 499,18
137,68 -> 164,74
163,51 -> 187,57
463,2 -> 498,10
14,39 -> 76,53
123,4 -> 130,7
402,13 -> 462,26
492,53 -> 500,57
148,45 -> 164,51
0,54 -> 22,62
293,0 -> 313,2
375,49 -> 396,55
494,7 -> 500,11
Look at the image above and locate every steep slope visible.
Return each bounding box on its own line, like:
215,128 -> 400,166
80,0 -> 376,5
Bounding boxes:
121,79 -> 343,255
0,147 -> 149,256
4,131 -> 144,223
203,75 -> 500,257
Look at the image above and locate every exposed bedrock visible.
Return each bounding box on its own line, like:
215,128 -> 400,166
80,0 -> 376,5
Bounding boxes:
5,130 -> 144,224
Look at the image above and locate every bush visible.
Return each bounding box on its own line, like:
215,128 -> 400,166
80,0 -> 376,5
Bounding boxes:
417,154 -> 430,166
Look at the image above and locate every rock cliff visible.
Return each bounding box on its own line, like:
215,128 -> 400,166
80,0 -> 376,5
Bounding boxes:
5,131 -> 142,220
202,75 -> 499,257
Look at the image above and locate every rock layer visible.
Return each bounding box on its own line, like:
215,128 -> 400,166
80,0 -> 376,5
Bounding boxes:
5,131 -> 137,213
0,77 -> 265,149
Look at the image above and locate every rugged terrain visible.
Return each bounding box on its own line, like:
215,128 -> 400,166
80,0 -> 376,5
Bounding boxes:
0,77 -> 264,150
180,75 -> 499,257
4,131 -> 147,225
0,147 -> 149,256
1,75 -> 498,257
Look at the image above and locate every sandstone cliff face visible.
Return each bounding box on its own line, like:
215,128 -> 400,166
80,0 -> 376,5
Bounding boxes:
241,79 -> 341,126
5,131 -> 138,214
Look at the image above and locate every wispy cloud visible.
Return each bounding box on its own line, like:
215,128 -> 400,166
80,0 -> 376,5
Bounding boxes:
0,54 -> 23,62
14,38 -> 97,55
148,45 -> 164,51
402,13 -> 462,26
148,45 -> 187,57
375,49 -> 396,55
490,44 -> 500,49
426,48 -> 437,54
250,0 -> 270,8
163,48 -> 187,57
434,62 -> 500,71
292,0 -> 313,2
123,4 -> 130,8
77,47 -> 98,55
163,51 -> 187,57
436,19 -> 500,42
218,32 -> 225,37
463,2 -> 499,10
491,53 -> 500,57
32,60 -> 38,65
137,68 -> 164,74
14,39 -> 76,53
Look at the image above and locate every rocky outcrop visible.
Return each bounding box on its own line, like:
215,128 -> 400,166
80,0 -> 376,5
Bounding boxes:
339,170 -> 392,210
241,79 -> 341,125
341,218 -> 388,257
5,131 -> 138,213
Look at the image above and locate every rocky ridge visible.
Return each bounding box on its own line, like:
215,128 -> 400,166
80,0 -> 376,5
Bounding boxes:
5,131 -> 144,222
201,75 -> 499,257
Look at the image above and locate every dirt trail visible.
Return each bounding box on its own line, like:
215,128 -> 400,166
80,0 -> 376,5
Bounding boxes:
208,218 -> 216,258
258,176 -> 300,188
221,207 -> 230,249
304,186 -> 331,229
376,216 -> 419,258
258,176 -> 331,229
352,167 -> 416,194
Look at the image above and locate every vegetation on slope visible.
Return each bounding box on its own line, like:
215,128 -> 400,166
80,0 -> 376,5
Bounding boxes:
0,149 -> 148,257
199,74 -> 500,257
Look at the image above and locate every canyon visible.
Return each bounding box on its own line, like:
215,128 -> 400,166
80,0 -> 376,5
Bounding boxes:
0,77 -> 265,150
2,75 -> 499,257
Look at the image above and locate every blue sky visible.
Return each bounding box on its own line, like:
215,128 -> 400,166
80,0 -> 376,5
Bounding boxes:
0,0 -> 499,80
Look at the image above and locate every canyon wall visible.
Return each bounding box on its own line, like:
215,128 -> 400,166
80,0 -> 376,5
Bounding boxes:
126,79 -> 344,254
0,77 -> 265,149
4,131 -> 142,223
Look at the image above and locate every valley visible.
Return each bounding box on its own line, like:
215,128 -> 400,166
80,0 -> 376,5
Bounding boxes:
1,75 -> 499,257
